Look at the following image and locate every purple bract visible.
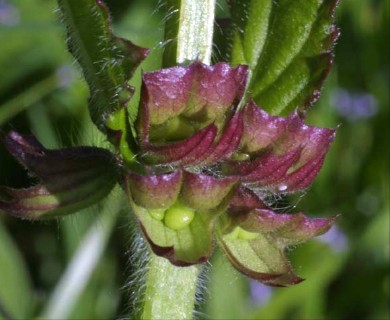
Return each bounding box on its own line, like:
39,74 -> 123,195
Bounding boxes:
1,62 -> 336,286
125,62 -> 336,286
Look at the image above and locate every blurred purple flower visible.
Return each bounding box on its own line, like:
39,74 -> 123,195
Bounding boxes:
317,225 -> 348,253
331,88 -> 378,121
56,65 -> 75,88
0,0 -> 19,26
249,280 -> 273,306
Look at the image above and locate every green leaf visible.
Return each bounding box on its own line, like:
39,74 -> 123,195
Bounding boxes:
40,191 -> 122,319
229,0 -> 339,115
56,0 -> 148,131
0,221 -> 34,319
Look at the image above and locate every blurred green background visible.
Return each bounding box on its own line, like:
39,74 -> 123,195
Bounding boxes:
0,0 -> 388,319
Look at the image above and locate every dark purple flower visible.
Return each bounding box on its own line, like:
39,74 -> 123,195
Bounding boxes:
1,62 -> 336,286
249,280 -> 273,306
56,65 -> 75,88
124,62 -> 336,286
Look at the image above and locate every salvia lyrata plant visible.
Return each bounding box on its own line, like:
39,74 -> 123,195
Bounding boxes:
0,0 -> 339,318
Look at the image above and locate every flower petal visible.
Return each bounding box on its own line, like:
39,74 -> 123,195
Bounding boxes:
180,171 -> 238,211
238,209 -> 335,245
136,62 -> 248,148
139,124 -> 217,166
239,100 -> 291,153
125,171 -> 182,209
224,147 -> 302,187
231,100 -> 336,192
139,65 -> 194,127
181,62 -> 248,120
200,111 -> 244,165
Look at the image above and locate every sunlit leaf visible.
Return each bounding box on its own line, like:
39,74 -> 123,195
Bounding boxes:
0,221 -> 34,319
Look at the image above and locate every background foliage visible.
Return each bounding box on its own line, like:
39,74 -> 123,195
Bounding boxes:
0,0 -> 389,319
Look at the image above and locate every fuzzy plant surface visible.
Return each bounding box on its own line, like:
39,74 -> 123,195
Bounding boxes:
0,0 -> 339,318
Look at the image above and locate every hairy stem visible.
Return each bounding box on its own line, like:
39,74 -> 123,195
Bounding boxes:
177,0 -> 216,64
140,1 -> 216,319
142,255 -> 200,320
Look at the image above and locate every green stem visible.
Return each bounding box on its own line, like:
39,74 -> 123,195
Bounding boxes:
162,0 -> 216,66
140,1 -> 216,319
142,255 -> 200,320
177,0 -> 216,65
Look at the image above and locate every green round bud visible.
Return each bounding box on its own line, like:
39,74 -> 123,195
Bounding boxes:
164,205 -> 195,230
148,208 -> 166,221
